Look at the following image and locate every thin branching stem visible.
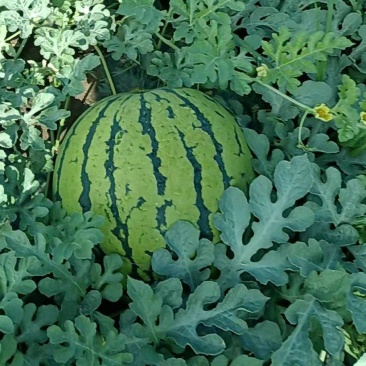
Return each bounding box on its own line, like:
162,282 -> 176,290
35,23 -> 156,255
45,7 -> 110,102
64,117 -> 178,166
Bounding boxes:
5,30 -> 21,42
94,44 -> 117,95
253,78 -> 313,113
14,37 -> 29,59
155,32 -> 180,52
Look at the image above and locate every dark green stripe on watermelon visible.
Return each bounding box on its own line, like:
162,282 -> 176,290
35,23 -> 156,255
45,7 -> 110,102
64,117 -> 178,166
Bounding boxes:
234,128 -> 246,157
156,199 -> 173,234
175,127 -> 212,240
138,94 -> 167,195
79,99 -> 118,212
151,92 -> 171,103
105,108 -> 132,262
166,106 -> 175,118
53,107 -> 94,202
165,89 -> 232,188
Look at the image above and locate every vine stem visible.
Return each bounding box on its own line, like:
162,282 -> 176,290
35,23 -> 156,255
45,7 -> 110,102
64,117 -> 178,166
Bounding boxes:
5,30 -> 21,42
156,10 -> 172,51
297,110 -> 311,149
93,44 -> 117,95
252,78 -> 319,150
155,32 -> 180,51
253,78 -> 314,112
44,168 -> 52,198
14,37 -> 29,59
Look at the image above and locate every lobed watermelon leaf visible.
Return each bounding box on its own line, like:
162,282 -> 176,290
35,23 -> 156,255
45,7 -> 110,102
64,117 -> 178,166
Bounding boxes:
347,273 -> 366,334
303,164 -> 366,246
260,28 -> 353,94
47,314 -> 132,365
91,254 -> 124,302
213,155 -> 314,290
105,21 -> 155,61
0,0 -> 51,38
238,321 -> 282,360
164,282 -> 267,355
151,221 -> 215,290
271,295 -> 344,366
287,239 -> 343,277
126,277 -> 267,356
17,304 -> 59,345
243,127 -> 284,179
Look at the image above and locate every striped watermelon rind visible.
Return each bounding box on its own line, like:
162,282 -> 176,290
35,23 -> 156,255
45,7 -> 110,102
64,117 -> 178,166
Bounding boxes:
53,88 -> 254,279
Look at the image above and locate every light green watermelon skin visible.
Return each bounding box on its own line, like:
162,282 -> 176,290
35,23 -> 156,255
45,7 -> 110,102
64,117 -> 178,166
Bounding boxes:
53,88 -> 254,279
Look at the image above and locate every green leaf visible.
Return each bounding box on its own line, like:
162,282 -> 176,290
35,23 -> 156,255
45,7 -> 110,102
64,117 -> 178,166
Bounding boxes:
350,24 -> 366,62
34,28 -> 88,68
127,276 -> 164,341
1,287 -> 23,319
338,74 -> 360,106
0,315 -> 14,334
350,244 -> 366,272
0,251 -> 37,295
0,0 -> 51,38
304,269 -> 349,310
61,54 -> 100,96
0,334 -> 20,365
214,155 -> 314,289
170,0 -> 245,27
38,106 -> 70,129
73,0 -> 112,45
243,128 -> 284,179
332,75 -> 363,143
294,81 -> 333,106
1,227 -> 103,324
340,13 -> 362,37
91,254 -> 124,302
308,133 -> 339,154
239,321 -> 282,360
287,239 -> 342,276
230,355 -> 263,366
347,272 -> 366,333
154,278 -> 183,309
214,187 -> 251,256
272,295 -> 344,365
305,164 -> 366,245
261,28 -> 353,93
164,282 -> 268,355
0,132 -> 12,148
148,51 -> 193,88
230,70 -> 252,96
105,21 -> 154,61
48,315 -> 132,365
117,0 -> 163,31
80,290 -> 102,316
152,221 -> 215,290
17,304 -> 58,345
47,210 -> 104,262
236,6 -> 297,37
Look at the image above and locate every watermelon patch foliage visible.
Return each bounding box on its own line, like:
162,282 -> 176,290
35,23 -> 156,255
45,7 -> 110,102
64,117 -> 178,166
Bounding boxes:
2,0 -> 366,365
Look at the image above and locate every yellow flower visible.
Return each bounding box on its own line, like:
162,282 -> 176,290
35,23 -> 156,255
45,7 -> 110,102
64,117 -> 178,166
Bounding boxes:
360,112 -> 366,125
314,104 -> 333,122
256,64 -> 268,78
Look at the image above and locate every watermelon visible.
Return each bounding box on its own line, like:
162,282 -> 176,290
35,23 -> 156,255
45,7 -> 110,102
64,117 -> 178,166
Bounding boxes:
53,88 -> 254,279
